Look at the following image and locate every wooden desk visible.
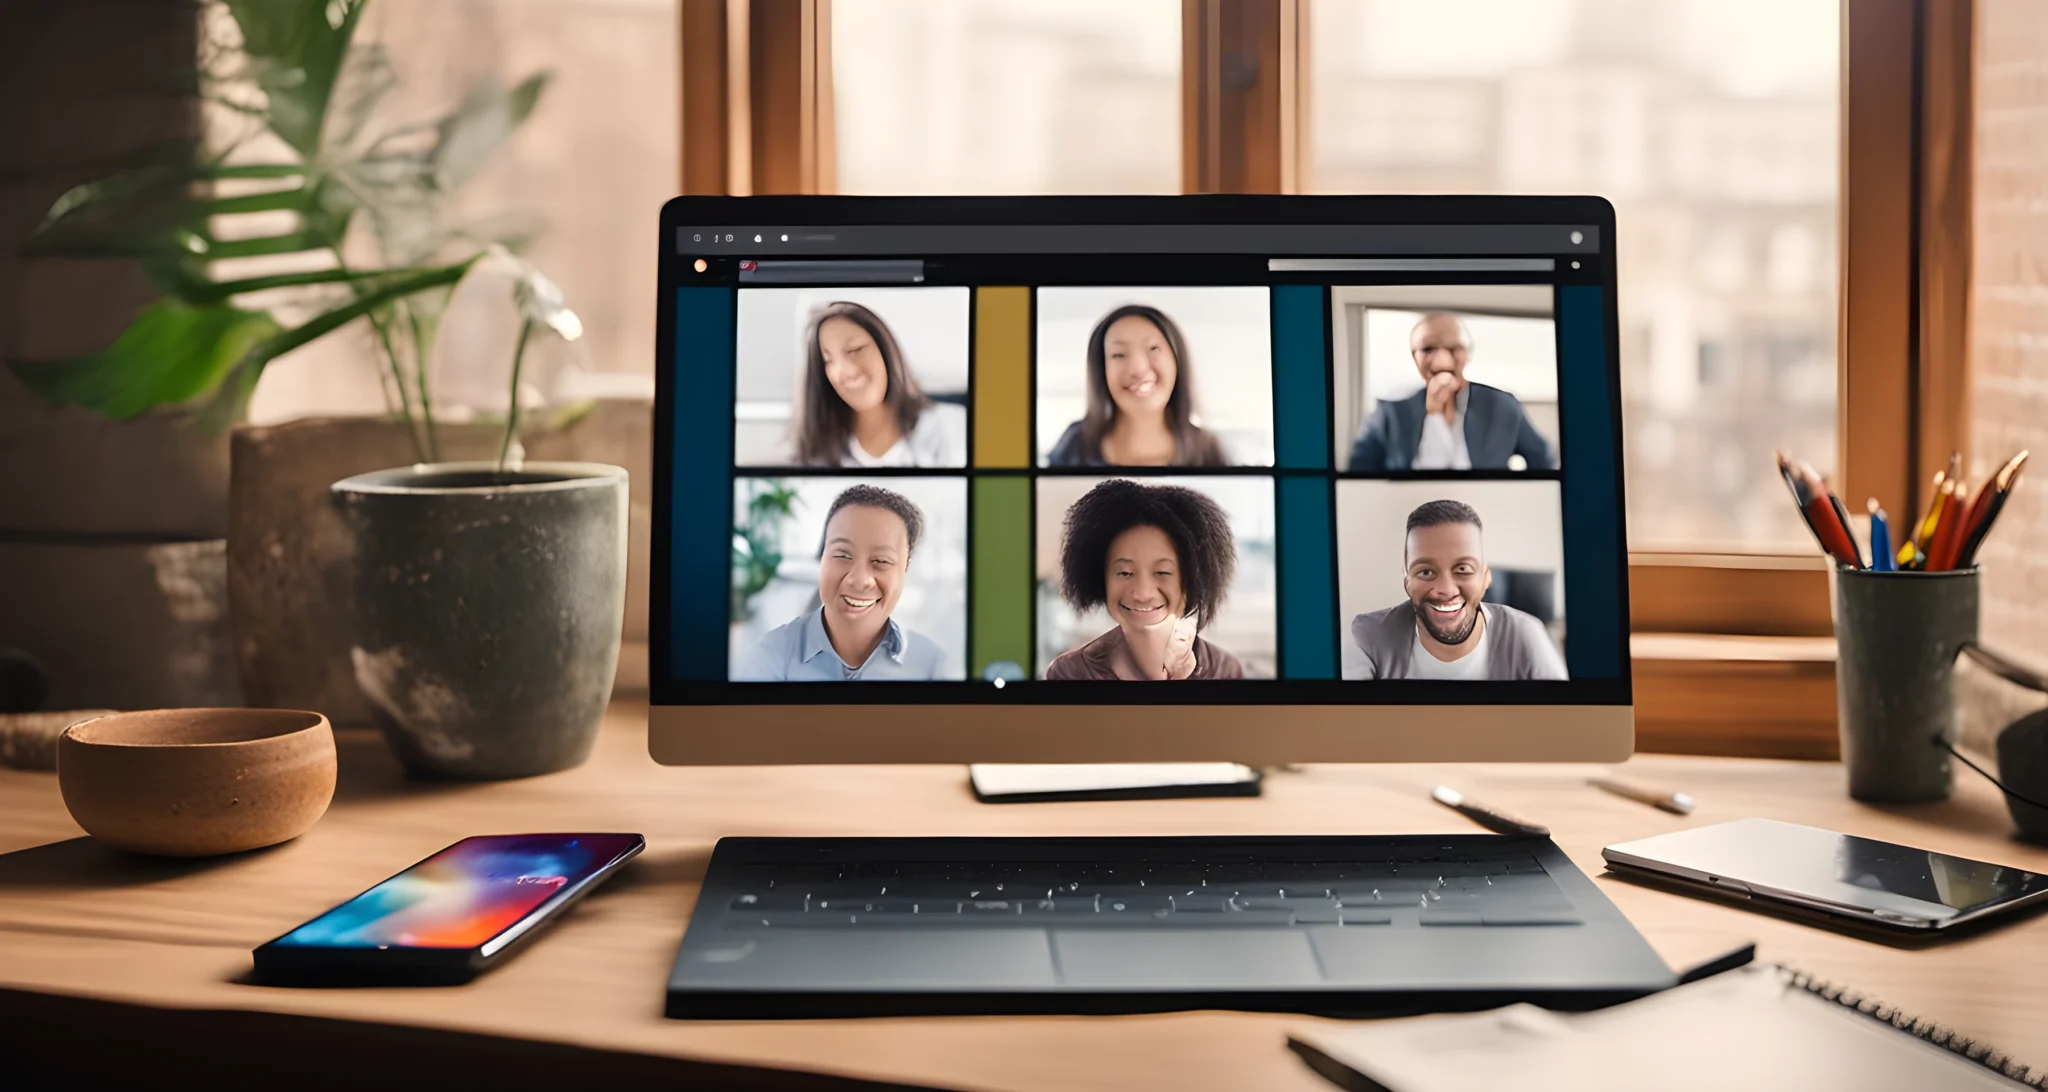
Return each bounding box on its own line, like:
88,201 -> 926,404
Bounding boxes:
4,703 -> 2045,1089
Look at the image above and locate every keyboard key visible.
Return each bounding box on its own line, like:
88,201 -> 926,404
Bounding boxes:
911,900 -> 963,914
1235,896 -> 1340,912
1292,907 -> 1343,925
1338,910 -> 1394,926
1168,894 -> 1235,912
1419,910 -> 1484,926
729,913 -> 860,929
1059,910 -> 1299,929
964,899 -> 1023,914
1482,912 -> 1584,926
1100,895 -> 1175,914
1207,882 -> 1288,898
1020,897 -> 1101,914
811,897 -> 916,914
727,893 -> 807,912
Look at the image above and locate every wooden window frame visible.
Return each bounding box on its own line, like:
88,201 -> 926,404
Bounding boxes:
680,0 -> 1975,754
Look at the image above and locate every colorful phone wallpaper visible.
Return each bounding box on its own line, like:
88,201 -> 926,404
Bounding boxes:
271,834 -> 640,950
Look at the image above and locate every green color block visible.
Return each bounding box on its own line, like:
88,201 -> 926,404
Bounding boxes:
971,476 -> 1032,678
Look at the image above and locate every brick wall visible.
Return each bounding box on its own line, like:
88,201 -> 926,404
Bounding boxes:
1972,1 -> 2048,671
1964,1 -> 2048,747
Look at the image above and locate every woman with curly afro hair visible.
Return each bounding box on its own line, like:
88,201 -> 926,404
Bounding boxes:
1045,479 -> 1244,680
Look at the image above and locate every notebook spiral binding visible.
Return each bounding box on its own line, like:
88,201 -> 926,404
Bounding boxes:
1782,966 -> 2048,1089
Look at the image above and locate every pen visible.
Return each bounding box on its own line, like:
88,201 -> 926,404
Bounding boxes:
1794,460 -> 1862,568
1776,452 -> 1832,558
1866,499 -> 1895,573
1432,785 -> 1550,837
1912,477 -> 1956,571
1827,490 -> 1864,568
1956,450 -> 2029,569
1905,459 -> 1956,567
1589,776 -> 1697,815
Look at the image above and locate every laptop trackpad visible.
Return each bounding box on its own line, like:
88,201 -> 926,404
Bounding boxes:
1053,930 -> 1321,987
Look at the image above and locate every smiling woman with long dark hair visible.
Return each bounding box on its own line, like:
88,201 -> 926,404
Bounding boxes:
1045,479 -> 1243,680
1045,304 -> 1229,468
792,301 -> 965,467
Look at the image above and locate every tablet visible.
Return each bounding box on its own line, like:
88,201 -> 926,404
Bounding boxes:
1603,818 -> 2048,932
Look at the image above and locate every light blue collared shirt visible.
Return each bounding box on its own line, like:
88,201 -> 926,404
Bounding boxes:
731,606 -> 946,681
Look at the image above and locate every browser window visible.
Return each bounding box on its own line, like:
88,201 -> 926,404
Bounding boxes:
659,216 -> 1626,706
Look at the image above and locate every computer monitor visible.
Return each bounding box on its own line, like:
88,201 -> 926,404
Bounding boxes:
651,197 -> 1631,765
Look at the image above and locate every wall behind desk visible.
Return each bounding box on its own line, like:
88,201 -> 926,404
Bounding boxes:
1966,0 -> 2048,748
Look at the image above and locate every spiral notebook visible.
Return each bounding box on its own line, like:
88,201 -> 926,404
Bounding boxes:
1288,963 -> 2045,1092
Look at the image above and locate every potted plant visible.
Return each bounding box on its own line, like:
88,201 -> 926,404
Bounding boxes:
6,0 -> 608,722
332,259 -> 627,780
731,479 -> 802,623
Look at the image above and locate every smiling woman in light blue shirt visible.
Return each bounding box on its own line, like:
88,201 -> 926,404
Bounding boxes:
731,484 -> 947,681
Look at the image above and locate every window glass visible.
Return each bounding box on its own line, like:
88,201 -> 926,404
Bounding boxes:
1311,0 -> 1839,547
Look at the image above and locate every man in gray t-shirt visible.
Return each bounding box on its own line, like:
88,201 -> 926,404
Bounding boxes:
1343,499 -> 1566,681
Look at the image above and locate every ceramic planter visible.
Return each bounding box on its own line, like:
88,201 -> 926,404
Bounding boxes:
332,461 -> 627,779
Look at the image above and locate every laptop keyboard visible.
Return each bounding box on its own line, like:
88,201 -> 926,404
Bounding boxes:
716,848 -> 1582,929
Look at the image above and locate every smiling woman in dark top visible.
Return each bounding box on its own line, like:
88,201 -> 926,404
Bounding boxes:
1045,479 -> 1243,681
1046,305 -> 1229,468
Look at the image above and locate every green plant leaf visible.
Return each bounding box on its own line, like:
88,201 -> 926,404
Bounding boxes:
22,163 -> 304,260
6,300 -> 282,419
222,0 -> 369,156
432,71 -> 551,192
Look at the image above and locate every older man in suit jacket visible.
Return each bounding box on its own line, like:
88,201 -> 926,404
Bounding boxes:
1346,312 -> 1558,472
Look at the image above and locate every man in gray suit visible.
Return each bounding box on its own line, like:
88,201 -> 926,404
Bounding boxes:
1345,312 -> 1558,472
1344,499 -> 1566,681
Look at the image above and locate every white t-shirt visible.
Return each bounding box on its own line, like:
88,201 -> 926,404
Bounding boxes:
842,402 -> 967,468
1412,387 -> 1472,470
1405,619 -> 1491,680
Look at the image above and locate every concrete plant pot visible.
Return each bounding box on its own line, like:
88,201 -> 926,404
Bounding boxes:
332,461 -> 627,780
228,402 -> 652,724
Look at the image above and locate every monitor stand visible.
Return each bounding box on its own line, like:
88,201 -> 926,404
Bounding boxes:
965,763 -> 1264,803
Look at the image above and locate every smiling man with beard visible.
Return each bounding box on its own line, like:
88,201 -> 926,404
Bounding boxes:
732,485 -> 948,681
1346,499 -> 1566,681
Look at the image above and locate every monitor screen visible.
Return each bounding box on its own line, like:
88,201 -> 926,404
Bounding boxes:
654,199 -> 1628,721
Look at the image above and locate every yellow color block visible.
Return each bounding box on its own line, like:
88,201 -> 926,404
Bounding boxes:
972,287 -> 1032,468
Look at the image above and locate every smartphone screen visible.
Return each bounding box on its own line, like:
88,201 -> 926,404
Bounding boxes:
268,833 -> 643,955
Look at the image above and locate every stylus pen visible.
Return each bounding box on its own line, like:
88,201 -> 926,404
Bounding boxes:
1431,785 -> 1550,837
1588,776 -> 1697,815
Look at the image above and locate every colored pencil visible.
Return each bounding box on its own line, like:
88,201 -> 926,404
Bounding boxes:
1775,452 -> 1833,558
1955,450 -> 2029,569
1867,499 -> 1895,572
1930,478 -> 1975,572
1793,460 -> 1862,568
1909,455 -> 1960,566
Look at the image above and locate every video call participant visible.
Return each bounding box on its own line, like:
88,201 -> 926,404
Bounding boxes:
1348,499 -> 1567,681
1345,312 -> 1558,472
732,485 -> 947,680
792,301 -> 966,468
1046,305 -> 1230,468
1046,479 -> 1244,680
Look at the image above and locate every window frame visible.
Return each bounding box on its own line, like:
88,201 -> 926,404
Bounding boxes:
679,0 -> 1974,754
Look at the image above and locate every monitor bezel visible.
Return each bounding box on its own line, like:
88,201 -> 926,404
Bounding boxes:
650,195 -> 1632,764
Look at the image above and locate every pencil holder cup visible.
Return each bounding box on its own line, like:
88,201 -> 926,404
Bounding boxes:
1831,567 -> 1978,803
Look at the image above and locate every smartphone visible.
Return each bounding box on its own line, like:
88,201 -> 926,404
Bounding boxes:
1603,818 -> 2048,934
253,833 -> 644,985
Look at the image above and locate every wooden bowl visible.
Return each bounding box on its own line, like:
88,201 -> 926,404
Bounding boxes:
57,709 -> 336,857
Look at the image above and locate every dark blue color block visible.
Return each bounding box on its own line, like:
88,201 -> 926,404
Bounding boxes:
1271,286 -> 1331,470
1278,476 -> 1337,679
670,287 -> 736,682
1558,285 -> 1623,680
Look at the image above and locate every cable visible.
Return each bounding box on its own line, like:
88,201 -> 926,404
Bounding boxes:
1935,737 -> 2048,813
